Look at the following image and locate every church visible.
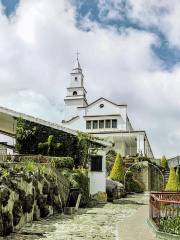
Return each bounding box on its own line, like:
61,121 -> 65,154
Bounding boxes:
62,56 -> 154,159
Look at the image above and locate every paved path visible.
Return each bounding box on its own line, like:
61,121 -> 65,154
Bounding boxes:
118,194 -> 156,240
1,193 -> 164,240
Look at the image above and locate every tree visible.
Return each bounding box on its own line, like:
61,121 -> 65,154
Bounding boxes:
110,153 -> 124,182
38,135 -> 62,156
176,167 -> 180,191
106,150 -> 117,175
165,168 -> 178,191
160,155 -> 167,169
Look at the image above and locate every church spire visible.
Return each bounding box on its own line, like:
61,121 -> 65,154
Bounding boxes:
63,52 -> 88,121
72,49 -> 82,73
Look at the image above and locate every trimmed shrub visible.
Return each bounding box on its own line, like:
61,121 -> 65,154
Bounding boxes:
106,150 -> 117,175
160,155 -> 167,169
165,168 -> 178,191
176,167 -> 180,191
110,153 -> 124,182
52,157 -> 74,170
125,170 -> 144,193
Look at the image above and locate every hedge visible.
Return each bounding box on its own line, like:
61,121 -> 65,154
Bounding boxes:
51,157 -> 74,170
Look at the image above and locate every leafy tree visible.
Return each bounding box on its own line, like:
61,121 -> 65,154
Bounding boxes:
160,155 -> 168,169
110,153 -> 124,182
38,135 -> 62,156
165,168 -> 178,191
16,118 -> 37,153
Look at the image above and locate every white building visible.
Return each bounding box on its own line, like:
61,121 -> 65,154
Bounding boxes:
62,57 -> 154,159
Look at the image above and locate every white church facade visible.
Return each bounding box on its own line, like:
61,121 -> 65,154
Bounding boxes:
62,57 -> 154,159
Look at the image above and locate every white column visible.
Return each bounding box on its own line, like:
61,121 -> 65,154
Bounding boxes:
137,133 -> 145,156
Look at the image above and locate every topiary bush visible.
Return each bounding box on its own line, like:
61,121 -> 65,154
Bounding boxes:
176,167 -> 180,191
160,155 -> 168,169
110,153 -> 124,182
165,168 -> 178,191
106,150 -> 117,175
125,170 -> 144,193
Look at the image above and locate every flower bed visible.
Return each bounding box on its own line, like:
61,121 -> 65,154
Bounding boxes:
149,192 -> 180,235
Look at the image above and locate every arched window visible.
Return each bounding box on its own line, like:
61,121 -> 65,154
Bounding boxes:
73,91 -> 77,96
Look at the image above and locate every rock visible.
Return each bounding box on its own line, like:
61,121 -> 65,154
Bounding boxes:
22,194 -> 34,213
17,188 -> 26,203
12,200 -> 23,226
37,194 -> 46,208
106,179 -> 125,201
2,211 -> 13,236
39,206 -> 49,218
0,187 -> 10,207
47,193 -> 53,205
33,205 -> 40,221
34,186 -> 40,200
92,192 -> 107,204
42,181 -> 49,195
53,195 -> 62,213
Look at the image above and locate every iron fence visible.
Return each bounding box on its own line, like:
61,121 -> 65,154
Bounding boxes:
149,192 -> 180,227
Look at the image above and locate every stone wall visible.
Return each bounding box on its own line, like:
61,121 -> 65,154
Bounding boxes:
0,163 -> 70,236
132,161 -> 164,191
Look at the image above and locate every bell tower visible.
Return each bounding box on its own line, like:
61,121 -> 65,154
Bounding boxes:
64,52 -> 88,121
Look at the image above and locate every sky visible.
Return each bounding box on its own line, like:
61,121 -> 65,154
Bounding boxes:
0,0 -> 180,157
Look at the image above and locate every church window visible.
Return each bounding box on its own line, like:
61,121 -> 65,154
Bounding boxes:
99,104 -> 104,108
73,91 -> 77,96
93,120 -> 98,129
105,120 -> 111,128
86,121 -> 91,129
112,119 -> 117,128
99,120 -> 104,129
75,77 -> 78,81
90,155 -> 102,172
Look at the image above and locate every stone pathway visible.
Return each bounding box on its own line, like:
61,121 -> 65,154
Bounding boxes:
117,194 -> 156,239
0,194 -> 169,240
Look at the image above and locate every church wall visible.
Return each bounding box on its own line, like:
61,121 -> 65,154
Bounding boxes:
86,100 -> 127,122
88,149 -> 106,195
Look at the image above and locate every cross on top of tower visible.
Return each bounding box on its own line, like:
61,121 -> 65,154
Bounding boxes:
76,49 -> 80,60
73,49 -> 81,71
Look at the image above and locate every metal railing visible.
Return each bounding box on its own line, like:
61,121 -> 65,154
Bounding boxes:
149,192 -> 180,227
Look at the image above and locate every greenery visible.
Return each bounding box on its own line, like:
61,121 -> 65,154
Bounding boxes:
62,168 -> 89,206
165,168 -> 178,191
106,150 -> 117,175
176,167 -> 180,191
160,216 -> 180,235
160,155 -> 168,169
77,131 -> 102,168
110,153 -> 124,182
15,118 -> 100,167
125,170 -> 144,193
52,157 -> 74,170
38,135 -> 62,156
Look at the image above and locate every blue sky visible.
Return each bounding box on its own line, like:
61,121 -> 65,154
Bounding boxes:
0,0 -> 180,157
2,0 -> 180,70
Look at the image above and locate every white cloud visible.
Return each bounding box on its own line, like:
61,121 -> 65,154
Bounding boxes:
0,0 -> 180,157
127,0 -> 180,48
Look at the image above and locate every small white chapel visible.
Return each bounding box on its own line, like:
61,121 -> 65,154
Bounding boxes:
62,56 -> 154,159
